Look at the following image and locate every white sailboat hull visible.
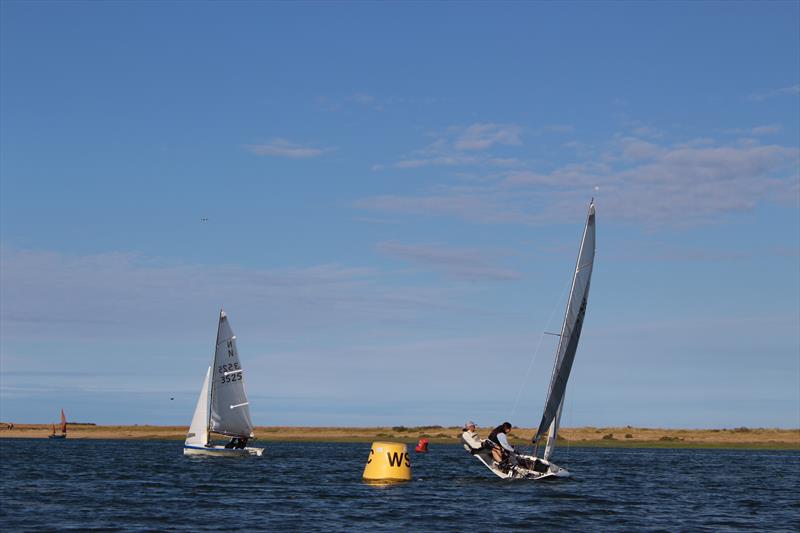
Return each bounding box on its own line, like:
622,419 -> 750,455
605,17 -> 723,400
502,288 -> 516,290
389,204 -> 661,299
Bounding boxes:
183,444 -> 264,457
469,447 -> 569,480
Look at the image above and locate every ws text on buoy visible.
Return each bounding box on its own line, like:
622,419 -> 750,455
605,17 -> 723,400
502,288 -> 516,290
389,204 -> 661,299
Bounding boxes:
362,441 -> 412,482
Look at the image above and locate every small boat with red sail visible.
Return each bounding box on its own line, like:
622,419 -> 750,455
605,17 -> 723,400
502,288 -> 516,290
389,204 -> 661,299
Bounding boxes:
48,409 -> 67,439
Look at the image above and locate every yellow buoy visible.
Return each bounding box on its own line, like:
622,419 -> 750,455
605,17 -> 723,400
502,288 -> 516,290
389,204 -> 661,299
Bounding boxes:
362,441 -> 412,482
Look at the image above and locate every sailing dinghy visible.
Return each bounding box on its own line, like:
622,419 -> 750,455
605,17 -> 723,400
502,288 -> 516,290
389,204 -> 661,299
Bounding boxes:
183,309 -> 263,457
48,409 -> 67,439
466,200 -> 595,479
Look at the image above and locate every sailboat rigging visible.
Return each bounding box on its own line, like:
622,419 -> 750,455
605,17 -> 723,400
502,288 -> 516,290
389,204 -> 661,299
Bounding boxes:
463,200 -> 596,479
183,309 -> 264,457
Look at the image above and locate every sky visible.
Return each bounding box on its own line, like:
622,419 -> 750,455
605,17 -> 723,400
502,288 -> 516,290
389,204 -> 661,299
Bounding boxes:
1,1 -> 798,429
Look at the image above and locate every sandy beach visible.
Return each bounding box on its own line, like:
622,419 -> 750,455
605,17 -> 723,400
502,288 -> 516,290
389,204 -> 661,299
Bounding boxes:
1,423 -> 797,449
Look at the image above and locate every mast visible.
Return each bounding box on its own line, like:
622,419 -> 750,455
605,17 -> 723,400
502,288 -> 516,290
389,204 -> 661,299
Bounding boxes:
533,200 -> 596,457
207,309 -> 223,443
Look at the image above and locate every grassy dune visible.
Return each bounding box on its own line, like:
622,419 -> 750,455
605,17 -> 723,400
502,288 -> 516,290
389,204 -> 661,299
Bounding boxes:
1,423 -> 798,450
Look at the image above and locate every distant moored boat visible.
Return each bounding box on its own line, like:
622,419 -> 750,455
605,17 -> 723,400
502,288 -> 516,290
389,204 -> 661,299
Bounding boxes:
48,409 -> 67,439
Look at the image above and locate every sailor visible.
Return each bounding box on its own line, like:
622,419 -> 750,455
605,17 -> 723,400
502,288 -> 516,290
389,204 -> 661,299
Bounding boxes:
461,421 -> 484,453
488,422 -> 518,469
224,437 -> 237,449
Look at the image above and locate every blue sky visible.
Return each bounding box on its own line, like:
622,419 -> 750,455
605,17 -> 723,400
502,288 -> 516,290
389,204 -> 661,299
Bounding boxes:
1,1 -> 798,429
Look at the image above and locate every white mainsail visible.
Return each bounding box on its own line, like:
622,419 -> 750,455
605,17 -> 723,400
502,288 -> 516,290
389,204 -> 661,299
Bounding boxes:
534,200 -> 596,458
185,366 -> 211,447
209,310 -> 254,438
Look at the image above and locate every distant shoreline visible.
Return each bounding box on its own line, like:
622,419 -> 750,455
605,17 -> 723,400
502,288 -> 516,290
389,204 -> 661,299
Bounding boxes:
1,423 -> 798,450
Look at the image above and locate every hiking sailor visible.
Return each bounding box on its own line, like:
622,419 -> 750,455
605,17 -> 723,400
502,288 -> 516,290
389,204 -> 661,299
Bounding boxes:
487,422 -> 518,471
461,421 -> 484,454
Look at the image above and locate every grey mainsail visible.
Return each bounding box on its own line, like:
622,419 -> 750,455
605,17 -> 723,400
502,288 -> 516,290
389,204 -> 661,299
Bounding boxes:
209,310 -> 255,438
534,201 -> 596,454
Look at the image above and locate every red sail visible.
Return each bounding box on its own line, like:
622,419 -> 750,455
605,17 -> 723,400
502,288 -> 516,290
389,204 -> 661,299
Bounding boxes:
60,409 -> 67,434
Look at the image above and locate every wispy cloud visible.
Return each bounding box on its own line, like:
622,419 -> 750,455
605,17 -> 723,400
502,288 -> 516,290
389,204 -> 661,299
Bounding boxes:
386,123 -> 524,170
244,138 -> 333,158
747,84 -> 800,102
346,92 -> 384,111
357,133 -> 799,227
453,123 -> 522,151
395,155 -> 479,169
0,247 -> 464,345
751,124 -> 783,136
378,123 -> 572,172
723,124 -> 783,136
0,246 -> 530,424
631,126 -> 664,139
376,241 -> 521,281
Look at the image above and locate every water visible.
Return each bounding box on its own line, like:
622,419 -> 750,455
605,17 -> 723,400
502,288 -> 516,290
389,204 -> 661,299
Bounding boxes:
1,440 -> 798,531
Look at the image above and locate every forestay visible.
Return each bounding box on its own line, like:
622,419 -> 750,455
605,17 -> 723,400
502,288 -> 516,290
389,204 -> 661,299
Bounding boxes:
534,201 -> 596,449
209,311 -> 255,438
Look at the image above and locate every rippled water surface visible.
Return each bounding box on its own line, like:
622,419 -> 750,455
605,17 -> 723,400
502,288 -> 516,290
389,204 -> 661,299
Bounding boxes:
1,440 -> 798,531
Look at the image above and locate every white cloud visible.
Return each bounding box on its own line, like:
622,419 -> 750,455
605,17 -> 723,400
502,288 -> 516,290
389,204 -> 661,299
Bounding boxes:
395,155 -> 478,169
632,126 -> 664,138
356,134 -> 799,227
751,124 -> 783,136
747,84 -> 800,102
349,92 -> 375,105
618,137 -> 662,161
346,92 -> 384,111
244,138 -> 332,158
386,123 -> 525,170
453,123 -> 522,151
723,124 -> 783,136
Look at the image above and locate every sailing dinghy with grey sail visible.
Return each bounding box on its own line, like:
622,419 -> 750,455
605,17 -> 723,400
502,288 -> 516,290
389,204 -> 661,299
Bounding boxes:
184,309 -> 264,457
465,200 -> 595,479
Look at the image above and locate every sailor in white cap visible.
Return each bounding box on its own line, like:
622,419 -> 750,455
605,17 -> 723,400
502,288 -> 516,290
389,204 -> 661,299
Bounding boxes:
461,420 -> 484,453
